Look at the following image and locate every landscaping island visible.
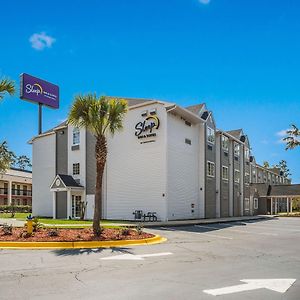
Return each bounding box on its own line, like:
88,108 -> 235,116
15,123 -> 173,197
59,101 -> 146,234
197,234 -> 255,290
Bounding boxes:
0,227 -> 154,242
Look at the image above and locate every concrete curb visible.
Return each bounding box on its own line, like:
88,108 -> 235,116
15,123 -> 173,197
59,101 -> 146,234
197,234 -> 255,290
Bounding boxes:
0,235 -> 166,250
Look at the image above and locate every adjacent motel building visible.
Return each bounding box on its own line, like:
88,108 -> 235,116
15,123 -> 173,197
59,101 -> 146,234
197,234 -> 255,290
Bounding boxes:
0,168 -> 32,206
30,98 -> 299,220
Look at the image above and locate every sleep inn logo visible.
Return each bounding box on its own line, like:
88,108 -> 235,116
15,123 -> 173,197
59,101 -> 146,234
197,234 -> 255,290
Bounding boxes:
135,115 -> 160,139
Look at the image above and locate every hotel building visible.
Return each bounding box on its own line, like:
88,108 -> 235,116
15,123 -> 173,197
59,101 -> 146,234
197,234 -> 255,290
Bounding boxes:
29,98 -> 296,220
0,168 -> 32,206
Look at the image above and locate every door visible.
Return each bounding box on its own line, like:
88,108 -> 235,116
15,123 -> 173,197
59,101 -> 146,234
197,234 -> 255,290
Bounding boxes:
72,195 -> 82,219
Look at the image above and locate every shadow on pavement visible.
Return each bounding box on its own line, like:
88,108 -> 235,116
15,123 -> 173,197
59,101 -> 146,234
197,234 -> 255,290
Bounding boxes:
157,217 -> 279,234
52,246 -> 134,256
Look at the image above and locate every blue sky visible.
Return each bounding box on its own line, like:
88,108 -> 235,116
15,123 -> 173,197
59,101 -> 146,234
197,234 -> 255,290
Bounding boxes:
0,0 -> 299,182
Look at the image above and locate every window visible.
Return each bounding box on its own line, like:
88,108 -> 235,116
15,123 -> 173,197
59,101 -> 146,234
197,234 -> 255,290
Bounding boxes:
73,163 -> 80,175
222,166 -> 229,181
234,169 -> 240,183
254,198 -> 258,209
207,161 -> 215,177
244,198 -> 250,211
185,138 -> 192,145
245,173 -> 250,184
234,142 -> 240,156
222,135 -> 229,151
207,127 -> 215,144
245,148 -> 250,160
73,127 -> 80,145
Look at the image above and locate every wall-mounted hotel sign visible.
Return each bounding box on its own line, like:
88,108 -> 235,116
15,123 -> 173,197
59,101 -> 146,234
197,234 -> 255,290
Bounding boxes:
20,73 -> 59,134
135,115 -> 160,139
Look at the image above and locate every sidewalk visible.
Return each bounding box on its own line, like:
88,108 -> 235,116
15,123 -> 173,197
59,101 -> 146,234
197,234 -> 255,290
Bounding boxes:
0,215 -> 275,228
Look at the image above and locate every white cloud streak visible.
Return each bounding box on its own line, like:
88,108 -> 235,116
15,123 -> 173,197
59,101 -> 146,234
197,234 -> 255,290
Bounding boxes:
29,32 -> 56,50
199,0 -> 211,4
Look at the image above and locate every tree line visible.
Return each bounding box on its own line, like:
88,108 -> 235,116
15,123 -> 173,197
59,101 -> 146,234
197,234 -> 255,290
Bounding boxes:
0,78 -> 31,172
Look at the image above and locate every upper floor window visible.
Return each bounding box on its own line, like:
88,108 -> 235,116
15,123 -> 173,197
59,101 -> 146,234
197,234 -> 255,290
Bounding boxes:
222,166 -> 229,180
73,163 -> 80,175
245,148 -> 250,160
207,161 -> 215,177
207,127 -> 215,144
234,169 -> 240,183
245,173 -> 250,184
73,127 -> 80,145
234,142 -> 240,156
222,135 -> 229,151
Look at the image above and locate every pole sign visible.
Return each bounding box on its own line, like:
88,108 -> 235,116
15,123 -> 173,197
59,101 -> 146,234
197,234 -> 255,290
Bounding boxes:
20,73 -> 59,109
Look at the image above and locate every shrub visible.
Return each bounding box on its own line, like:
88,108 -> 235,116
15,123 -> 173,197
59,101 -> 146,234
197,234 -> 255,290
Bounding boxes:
32,218 -> 42,232
121,227 -> 131,236
48,229 -> 59,237
136,224 -> 144,235
0,205 -> 32,214
2,224 -> 12,235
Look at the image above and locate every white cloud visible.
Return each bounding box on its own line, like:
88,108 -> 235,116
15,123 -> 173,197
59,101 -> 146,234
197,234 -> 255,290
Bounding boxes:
276,129 -> 289,137
275,129 -> 289,144
29,32 -> 56,50
261,139 -> 269,145
199,0 -> 211,4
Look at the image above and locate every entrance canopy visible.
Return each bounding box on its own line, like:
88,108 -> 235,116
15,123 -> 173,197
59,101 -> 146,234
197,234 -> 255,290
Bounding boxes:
50,174 -> 84,192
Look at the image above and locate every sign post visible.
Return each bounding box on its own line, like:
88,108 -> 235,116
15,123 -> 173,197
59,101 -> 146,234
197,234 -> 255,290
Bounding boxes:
20,73 -> 59,134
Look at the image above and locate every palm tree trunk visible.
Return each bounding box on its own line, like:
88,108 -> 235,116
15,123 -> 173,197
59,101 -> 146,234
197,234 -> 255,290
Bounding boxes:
93,134 -> 107,236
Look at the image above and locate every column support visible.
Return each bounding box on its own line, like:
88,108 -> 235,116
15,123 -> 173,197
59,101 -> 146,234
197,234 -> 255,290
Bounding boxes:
286,198 -> 289,213
8,181 -> 12,205
275,198 -> 278,214
67,190 -> 71,219
52,192 -> 56,219
271,198 -> 273,215
290,198 -> 293,213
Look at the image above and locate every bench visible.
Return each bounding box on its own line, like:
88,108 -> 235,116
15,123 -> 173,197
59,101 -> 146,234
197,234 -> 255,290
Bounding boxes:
142,212 -> 157,222
132,210 -> 158,222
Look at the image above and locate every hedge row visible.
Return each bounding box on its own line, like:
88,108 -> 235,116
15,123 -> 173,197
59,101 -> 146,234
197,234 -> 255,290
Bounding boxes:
0,205 -> 32,213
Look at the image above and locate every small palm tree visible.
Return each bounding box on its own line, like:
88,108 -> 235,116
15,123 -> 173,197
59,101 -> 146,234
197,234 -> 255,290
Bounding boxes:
68,94 -> 128,235
0,78 -> 15,100
284,124 -> 300,150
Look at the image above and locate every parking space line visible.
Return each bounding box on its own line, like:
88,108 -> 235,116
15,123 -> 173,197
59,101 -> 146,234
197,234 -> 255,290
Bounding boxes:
160,227 -> 233,240
199,232 -> 233,240
195,224 -> 278,236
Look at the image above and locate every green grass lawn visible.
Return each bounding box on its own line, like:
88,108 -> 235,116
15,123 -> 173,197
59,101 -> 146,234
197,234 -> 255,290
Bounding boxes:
0,212 -> 134,226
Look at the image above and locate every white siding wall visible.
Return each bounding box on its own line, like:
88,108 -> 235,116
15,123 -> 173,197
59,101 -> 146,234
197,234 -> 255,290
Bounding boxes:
32,134 -> 56,217
104,104 -> 168,221
166,113 -> 200,220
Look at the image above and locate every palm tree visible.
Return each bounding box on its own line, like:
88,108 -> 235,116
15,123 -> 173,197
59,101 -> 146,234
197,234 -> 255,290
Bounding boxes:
284,124 -> 300,150
0,78 -> 15,100
68,94 -> 128,235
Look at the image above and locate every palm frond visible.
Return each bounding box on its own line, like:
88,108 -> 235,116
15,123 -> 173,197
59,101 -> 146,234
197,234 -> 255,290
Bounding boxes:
0,78 -> 15,100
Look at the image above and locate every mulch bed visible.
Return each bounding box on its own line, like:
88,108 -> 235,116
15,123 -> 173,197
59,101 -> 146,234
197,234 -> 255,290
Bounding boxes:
0,227 -> 154,242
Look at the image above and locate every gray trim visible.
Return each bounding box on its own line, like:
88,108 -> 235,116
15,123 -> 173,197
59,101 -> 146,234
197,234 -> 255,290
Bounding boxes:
86,130 -> 96,195
56,128 -> 68,175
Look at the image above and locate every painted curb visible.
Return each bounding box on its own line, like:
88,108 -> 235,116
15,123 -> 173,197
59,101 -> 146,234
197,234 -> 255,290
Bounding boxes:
0,235 -> 167,250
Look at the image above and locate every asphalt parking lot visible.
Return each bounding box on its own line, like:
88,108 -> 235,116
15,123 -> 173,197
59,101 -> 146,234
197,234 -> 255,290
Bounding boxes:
0,217 -> 299,300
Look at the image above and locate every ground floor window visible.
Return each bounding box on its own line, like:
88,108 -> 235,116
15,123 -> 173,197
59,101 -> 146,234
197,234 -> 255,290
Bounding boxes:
254,198 -> 258,209
72,195 -> 82,219
244,198 -> 250,211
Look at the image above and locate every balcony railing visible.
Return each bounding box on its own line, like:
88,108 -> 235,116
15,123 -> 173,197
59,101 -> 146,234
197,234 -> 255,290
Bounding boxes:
0,188 -> 8,195
12,189 -> 32,196
0,188 -> 32,196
